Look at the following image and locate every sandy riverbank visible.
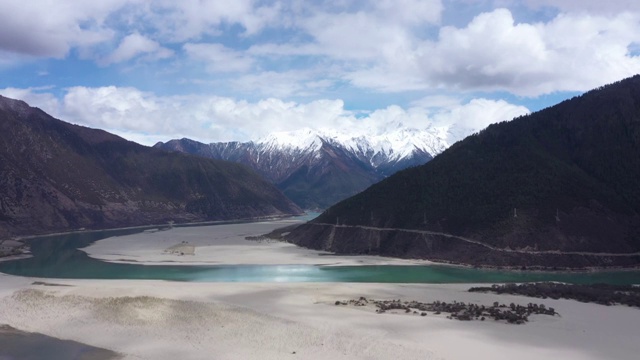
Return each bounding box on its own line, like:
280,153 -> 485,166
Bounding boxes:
5,218 -> 640,359
1,274 -> 639,360
81,218 -> 432,266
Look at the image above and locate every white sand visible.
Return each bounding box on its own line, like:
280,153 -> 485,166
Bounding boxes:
81,219 -> 431,266
1,275 -> 639,360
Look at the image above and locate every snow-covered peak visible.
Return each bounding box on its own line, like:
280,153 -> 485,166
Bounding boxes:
255,125 -> 448,167
340,127 -> 448,161
257,128 -> 324,151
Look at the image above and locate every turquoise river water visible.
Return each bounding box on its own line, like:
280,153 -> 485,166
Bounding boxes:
1,221 -> 640,284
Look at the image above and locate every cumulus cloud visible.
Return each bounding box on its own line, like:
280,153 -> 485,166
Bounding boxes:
0,87 -> 61,115
416,8 -> 640,95
244,3 -> 640,96
0,0 -> 128,58
2,1 -> 640,99
432,98 -> 529,142
0,86 -> 529,146
0,0 -> 280,60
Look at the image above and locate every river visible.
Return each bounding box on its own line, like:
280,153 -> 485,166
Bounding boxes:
1,221 -> 640,285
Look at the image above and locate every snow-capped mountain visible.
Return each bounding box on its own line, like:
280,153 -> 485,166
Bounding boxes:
154,127 -> 448,209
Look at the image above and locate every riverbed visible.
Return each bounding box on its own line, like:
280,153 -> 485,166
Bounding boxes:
1,217 -> 640,284
2,217 -> 640,359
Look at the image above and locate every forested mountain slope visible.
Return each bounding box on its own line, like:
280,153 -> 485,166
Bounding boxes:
0,96 -> 301,239
282,76 -> 640,268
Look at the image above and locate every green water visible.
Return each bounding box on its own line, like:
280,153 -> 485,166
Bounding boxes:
1,223 -> 640,284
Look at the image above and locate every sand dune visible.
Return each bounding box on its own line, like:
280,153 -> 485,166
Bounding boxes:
1,275 -> 639,360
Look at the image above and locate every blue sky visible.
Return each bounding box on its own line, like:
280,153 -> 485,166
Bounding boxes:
1,0 -> 640,145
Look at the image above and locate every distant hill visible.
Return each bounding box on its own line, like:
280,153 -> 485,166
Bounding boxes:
282,76 -> 640,269
155,128 -> 447,209
0,96 -> 301,239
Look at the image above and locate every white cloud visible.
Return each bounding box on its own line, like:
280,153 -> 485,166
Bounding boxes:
0,0 -> 129,58
289,0 -> 442,63
244,1 -> 443,93
103,33 -> 173,65
146,0 -> 281,41
229,70 -> 337,98
3,0 -> 640,107
0,86 -> 529,147
375,0 -> 444,25
432,98 -> 529,143
524,0 -> 640,15
247,4 -> 640,96
410,95 -> 462,109
110,33 -> 173,64
0,0 -> 280,61
0,87 -> 62,115
184,43 -> 254,72
417,8 -> 640,95
300,12 -> 414,61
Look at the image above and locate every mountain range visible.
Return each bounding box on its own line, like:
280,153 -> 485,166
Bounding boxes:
0,96 -> 301,239
281,76 -> 640,269
155,127 -> 448,209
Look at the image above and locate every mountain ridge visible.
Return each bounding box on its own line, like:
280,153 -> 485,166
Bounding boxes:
0,95 -> 301,239
155,127 -> 448,208
280,75 -> 640,269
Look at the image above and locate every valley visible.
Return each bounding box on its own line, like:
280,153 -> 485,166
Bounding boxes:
155,127 -> 447,208
2,217 -> 640,359
2,2 -> 640,359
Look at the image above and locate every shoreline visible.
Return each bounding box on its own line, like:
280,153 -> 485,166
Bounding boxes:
278,222 -> 640,271
81,218 -> 435,268
0,324 -> 121,360
424,258 -> 640,273
0,213 -> 308,263
81,219 -> 640,272
4,215 -> 640,273
13,212 -> 304,242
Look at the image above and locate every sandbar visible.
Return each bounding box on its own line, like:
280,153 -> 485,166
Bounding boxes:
81,218 -> 431,266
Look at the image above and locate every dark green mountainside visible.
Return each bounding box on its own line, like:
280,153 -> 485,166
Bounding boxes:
283,76 -> 640,268
0,96 -> 301,239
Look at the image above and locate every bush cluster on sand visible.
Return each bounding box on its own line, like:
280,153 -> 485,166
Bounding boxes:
468,283 -> 640,308
335,297 -> 556,324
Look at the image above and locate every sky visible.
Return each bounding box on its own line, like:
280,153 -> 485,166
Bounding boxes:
1,0 -> 640,146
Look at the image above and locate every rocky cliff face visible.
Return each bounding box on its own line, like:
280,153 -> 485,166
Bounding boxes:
281,76 -> 640,269
155,128 -> 447,209
0,96 -> 302,239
